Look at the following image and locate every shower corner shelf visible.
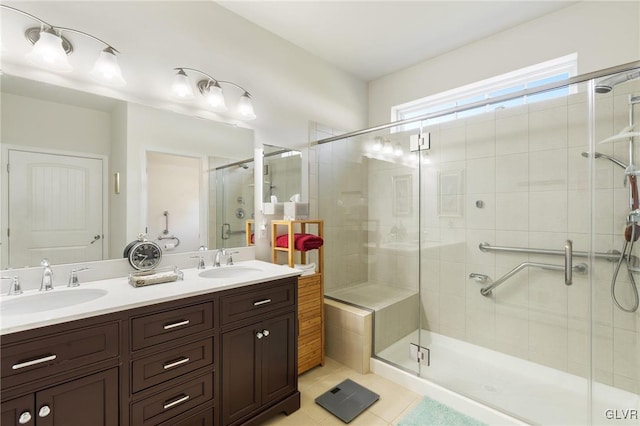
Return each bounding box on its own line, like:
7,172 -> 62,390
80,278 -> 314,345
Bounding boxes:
271,219 -> 325,374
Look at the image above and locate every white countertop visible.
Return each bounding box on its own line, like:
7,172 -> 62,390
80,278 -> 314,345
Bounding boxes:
0,260 -> 302,335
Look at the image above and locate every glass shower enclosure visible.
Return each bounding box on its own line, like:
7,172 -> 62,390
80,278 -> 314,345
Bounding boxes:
319,62 -> 640,425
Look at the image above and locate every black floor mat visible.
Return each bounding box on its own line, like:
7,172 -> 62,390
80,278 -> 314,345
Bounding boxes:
314,378 -> 380,423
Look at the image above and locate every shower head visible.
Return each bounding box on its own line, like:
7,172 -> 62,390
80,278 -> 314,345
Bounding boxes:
595,69 -> 640,94
581,151 -> 628,169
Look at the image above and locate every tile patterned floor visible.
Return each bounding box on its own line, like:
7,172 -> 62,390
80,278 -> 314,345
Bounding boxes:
264,357 -> 422,426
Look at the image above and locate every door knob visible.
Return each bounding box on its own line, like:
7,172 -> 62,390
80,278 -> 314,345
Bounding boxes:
90,234 -> 101,244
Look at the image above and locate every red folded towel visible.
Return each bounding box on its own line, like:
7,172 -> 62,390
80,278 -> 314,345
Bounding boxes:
276,233 -> 324,252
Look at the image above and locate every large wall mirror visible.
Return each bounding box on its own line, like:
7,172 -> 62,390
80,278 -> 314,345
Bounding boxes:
0,74 -> 257,269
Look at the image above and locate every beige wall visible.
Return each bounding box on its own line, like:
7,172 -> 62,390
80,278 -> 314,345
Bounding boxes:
1,92 -> 111,155
368,1 -> 640,127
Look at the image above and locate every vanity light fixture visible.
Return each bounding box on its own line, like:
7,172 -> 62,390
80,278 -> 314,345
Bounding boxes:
172,67 -> 256,120
1,4 -> 126,87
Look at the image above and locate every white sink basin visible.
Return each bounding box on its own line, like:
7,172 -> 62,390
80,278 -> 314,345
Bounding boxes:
198,265 -> 263,279
1,288 -> 108,316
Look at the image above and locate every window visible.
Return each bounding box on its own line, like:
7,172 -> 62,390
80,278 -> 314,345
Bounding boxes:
391,54 -> 577,132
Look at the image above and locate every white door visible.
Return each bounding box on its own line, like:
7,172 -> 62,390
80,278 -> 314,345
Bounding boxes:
146,151 -> 201,254
8,150 -> 104,268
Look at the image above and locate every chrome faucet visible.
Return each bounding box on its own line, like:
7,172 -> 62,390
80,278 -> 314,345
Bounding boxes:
191,255 -> 206,269
68,267 -> 89,287
214,249 -> 227,267
1,276 -> 22,295
226,251 -> 239,266
40,259 -> 54,291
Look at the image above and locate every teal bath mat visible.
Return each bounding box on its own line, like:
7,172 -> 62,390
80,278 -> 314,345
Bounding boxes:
398,397 -> 486,426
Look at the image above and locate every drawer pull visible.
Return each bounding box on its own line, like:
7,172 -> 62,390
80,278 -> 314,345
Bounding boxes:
163,357 -> 190,370
163,394 -> 190,410
163,320 -> 190,330
12,354 -> 57,370
253,298 -> 271,306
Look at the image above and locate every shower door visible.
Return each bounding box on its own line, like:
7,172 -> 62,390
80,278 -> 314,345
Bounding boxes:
414,69 -> 640,424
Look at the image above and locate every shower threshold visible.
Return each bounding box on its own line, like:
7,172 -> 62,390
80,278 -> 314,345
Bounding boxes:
377,329 -> 639,425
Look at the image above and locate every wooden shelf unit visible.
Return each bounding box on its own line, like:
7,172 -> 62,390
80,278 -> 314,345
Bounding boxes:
245,220 -> 255,246
270,219 -> 325,375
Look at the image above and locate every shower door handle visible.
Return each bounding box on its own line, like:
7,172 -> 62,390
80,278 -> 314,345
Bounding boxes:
221,223 -> 231,240
565,240 -> 573,286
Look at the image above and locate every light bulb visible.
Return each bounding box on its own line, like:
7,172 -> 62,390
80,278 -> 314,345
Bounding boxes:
90,47 -> 126,87
237,92 -> 256,120
27,28 -> 72,72
383,141 -> 393,154
204,82 -> 228,111
171,69 -> 194,100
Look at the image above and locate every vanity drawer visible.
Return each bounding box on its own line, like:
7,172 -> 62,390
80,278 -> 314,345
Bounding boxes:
1,322 -> 119,388
132,338 -> 214,393
220,279 -> 295,325
131,302 -> 214,351
131,373 -> 214,426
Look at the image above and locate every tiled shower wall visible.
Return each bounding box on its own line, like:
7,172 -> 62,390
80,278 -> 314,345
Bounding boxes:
309,123 -> 369,293
311,80 -> 639,395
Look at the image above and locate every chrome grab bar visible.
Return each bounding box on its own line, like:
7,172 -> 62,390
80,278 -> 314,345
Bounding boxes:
479,242 -> 620,261
479,261 -> 588,297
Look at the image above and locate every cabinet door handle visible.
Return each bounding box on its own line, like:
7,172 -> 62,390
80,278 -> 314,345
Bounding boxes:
12,354 -> 57,370
18,411 -> 32,424
256,331 -> 264,339
163,319 -> 190,330
253,298 -> 271,306
38,405 -> 51,418
262,329 -> 270,337
163,394 -> 190,410
163,357 -> 190,370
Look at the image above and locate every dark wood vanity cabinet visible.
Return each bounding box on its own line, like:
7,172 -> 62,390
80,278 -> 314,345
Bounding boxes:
221,312 -> 296,426
220,279 -> 299,426
1,368 -> 119,426
0,318 -> 121,426
1,275 -> 300,426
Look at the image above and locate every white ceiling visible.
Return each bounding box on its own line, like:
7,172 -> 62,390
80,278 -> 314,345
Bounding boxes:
218,1 -> 577,81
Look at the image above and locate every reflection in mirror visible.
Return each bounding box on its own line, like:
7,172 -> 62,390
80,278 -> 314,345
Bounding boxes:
146,152 -> 202,254
214,145 -> 301,248
1,74 -> 254,269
